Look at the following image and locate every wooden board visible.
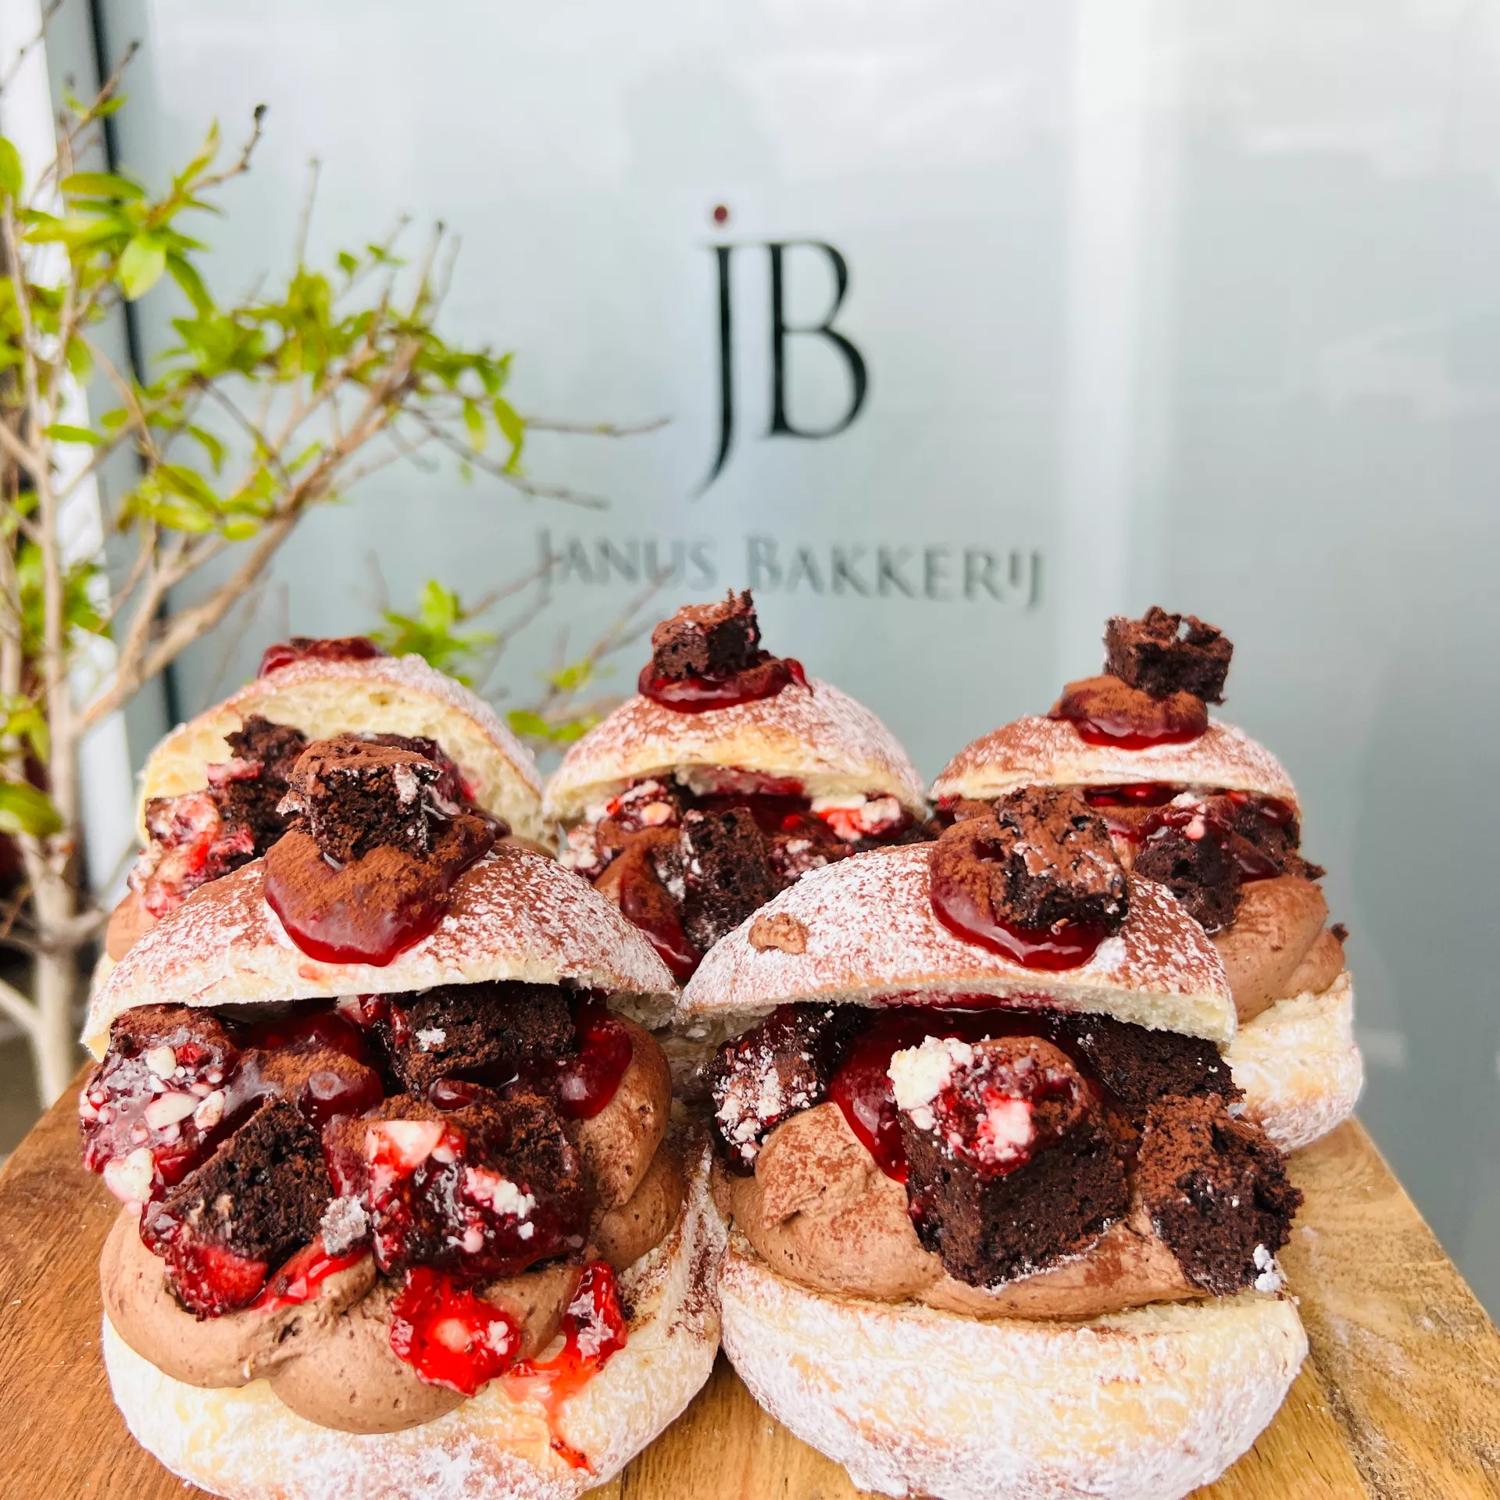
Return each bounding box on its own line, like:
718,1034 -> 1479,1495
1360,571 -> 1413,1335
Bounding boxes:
1,1076 -> 1498,1498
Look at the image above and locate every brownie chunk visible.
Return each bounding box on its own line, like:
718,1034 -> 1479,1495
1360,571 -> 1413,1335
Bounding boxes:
379,981 -> 576,1095
709,1003 -> 865,1169
365,732 -> 470,813
1211,794 -> 1302,869
669,808 -> 779,954
1133,819 -> 1243,934
281,734 -> 441,862
141,1098 -> 333,1315
650,590 -> 763,680
327,1092 -> 588,1281
931,789 -> 1128,935
1052,1013 -> 1238,1109
1137,1095 -> 1300,1295
1104,607 -> 1232,703
212,716 -> 310,852
898,1038 -> 1129,1287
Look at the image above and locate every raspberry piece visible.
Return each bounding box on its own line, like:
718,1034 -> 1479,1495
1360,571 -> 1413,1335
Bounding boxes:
79,1005 -> 242,1204
390,1266 -> 522,1394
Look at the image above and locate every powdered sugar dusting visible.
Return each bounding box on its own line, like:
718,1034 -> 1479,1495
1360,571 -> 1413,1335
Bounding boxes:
680,847 -> 1235,1043
719,1241 -> 1306,1500
1226,971 -> 1362,1150
85,847 -> 676,1048
932,717 -> 1297,806
544,679 -> 925,821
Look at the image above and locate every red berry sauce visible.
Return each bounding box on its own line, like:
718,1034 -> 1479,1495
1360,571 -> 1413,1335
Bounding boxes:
929,875 -> 1111,971
504,1261 -> 628,1470
257,636 -> 386,677
264,821 -> 496,967
252,1237 -> 368,1312
389,1266 -> 522,1395
637,655 -> 808,714
618,870 -> 700,982
555,1004 -> 634,1120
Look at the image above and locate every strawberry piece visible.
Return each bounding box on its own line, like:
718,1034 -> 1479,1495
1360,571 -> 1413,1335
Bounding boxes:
389,1266 -> 521,1394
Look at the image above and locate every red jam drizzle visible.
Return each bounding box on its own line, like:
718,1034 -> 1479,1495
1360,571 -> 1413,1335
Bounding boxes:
1055,710 -> 1203,750
503,1261 -> 628,1471
252,1238 -> 367,1311
257,635 -> 386,677
637,655 -> 808,713
618,870 -> 700,981
264,823 -> 496,967
555,1005 -> 634,1119
389,1266 -> 522,1395
1081,782 -> 1178,810
929,876 -> 1110,971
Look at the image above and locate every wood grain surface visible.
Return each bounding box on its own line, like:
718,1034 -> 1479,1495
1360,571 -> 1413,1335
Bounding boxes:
1,1076 -> 1496,1498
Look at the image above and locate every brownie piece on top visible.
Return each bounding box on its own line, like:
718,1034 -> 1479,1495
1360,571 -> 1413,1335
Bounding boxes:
1104,607 -> 1233,704
649,590 -> 762,680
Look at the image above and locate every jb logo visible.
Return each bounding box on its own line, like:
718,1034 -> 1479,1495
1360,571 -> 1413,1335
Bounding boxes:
699,240 -> 869,494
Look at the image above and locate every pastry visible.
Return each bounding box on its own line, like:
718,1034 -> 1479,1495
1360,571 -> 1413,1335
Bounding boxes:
682,796 -> 1307,1500
80,736 -> 718,1499
544,591 -> 928,982
105,635 -> 546,965
931,607 -> 1360,1148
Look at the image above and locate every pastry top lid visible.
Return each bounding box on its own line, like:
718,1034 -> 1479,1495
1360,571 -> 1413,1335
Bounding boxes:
679,842 -> 1236,1044
85,845 -> 675,1052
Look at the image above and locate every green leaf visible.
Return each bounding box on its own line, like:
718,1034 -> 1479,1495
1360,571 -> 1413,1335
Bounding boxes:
65,337 -> 93,382
492,397 -> 524,472
0,780 -> 62,838
60,170 -> 145,201
119,235 -> 167,300
506,709 -> 552,740
463,398 -> 486,453
43,423 -> 104,445
185,424 -> 227,471
0,138 -> 22,198
165,251 -> 213,315
158,463 -> 219,508
548,658 -> 594,693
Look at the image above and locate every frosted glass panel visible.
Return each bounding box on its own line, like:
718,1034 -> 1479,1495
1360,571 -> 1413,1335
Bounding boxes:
100,0 -> 1500,1309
